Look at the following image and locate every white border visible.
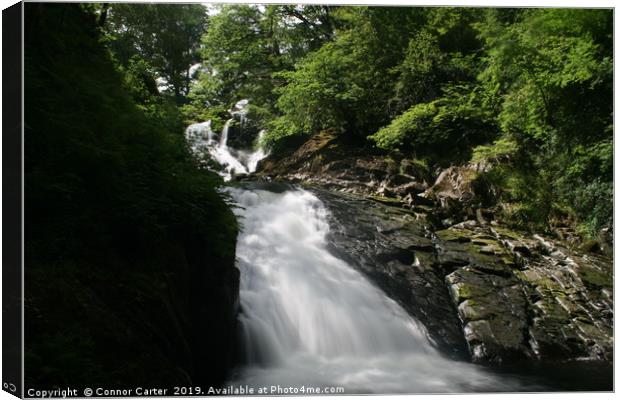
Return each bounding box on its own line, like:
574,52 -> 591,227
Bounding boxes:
0,1 -> 617,400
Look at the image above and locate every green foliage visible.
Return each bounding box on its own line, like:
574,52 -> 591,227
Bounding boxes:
371,85 -> 495,163
568,179 -> 613,235
219,5 -> 611,235
118,56 -> 185,134
479,8 -> 612,141
391,8 -> 483,113
556,139 -> 613,234
267,7 -> 490,147
267,5 -> 337,63
471,137 -> 519,164
199,5 -> 275,107
183,4 -> 613,235
181,102 -> 229,132
472,8 -> 613,234
263,115 -> 306,149
274,32 -> 377,135
25,3 -> 237,387
120,56 -> 160,102
392,31 -> 444,111
271,7 -> 436,141
191,5 -> 612,236
103,3 -> 207,97
191,4 -> 337,118
371,102 -> 437,151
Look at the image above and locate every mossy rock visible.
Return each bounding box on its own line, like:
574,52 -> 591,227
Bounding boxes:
448,281 -> 477,303
579,239 -> 600,254
534,298 -> 570,322
501,255 -> 517,267
436,228 -> 473,243
458,298 -> 495,322
370,195 -> 402,206
492,226 -> 527,241
578,265 -> 612,288
446,272 -> 497,304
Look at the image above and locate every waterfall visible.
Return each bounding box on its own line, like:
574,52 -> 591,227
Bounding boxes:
220,119 -> 231,147
226,186 -> 522,393
184,100 -> 268,181
246,130 -> 267,173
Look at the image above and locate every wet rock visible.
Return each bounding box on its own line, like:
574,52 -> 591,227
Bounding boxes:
422,166 -> 478,211
445,265 -> 529,363
437,223 -> 613,363
313,186 -> 613,364
258,133 -> 433,206
312,188 -> 470,361
392,181 -> 428,197
225,118 -> 261,149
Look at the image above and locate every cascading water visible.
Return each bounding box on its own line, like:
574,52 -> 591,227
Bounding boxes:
185,99 -> 268,181
226,186 -> 524,393
246,130 -> 267,173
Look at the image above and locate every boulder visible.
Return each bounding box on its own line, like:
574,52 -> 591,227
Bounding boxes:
437,223 -> 613,363
422,165 -> 480,212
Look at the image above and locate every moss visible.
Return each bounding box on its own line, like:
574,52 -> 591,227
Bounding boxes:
458,299 -> 495,322
436,228 -> 473,243
578,266 -> 611,288
579,239 -> 600,254
450,282 -> 475,303
536,299 -> 570,322
501,255 -> 517,266
473,239 -> 504,255
492,226 -> 526,241
412,204 -> 434,213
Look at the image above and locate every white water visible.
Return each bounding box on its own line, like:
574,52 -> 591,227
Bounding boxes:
227,187 -> 521,393
185,100 -> 268,181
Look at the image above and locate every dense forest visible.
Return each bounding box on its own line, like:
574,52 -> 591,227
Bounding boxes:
25,3 -> 238,387
183,5 -> 612,237
24,2 -> 612,391
96,2 -> 613,238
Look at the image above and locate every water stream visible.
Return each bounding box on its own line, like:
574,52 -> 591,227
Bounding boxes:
185,100 -> 267,181
225,185 -> 522,393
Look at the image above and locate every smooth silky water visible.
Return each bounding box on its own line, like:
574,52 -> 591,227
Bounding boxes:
225,185 -> 530,393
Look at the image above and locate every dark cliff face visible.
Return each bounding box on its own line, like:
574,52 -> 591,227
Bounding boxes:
24,3 -> 240,389
184,234 -> 240,385
25,230 -> 240,389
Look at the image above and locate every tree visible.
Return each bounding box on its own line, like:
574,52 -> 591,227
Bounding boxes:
196,5 -> 275,108
103,3 -> 208,98
267,7 -> 430,144
476,8 -> 613,232
185,4 -> 340,133
191,4 -> 338,109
